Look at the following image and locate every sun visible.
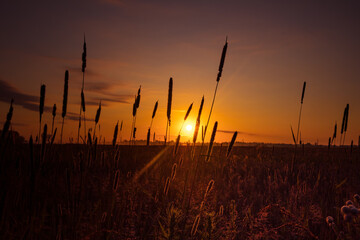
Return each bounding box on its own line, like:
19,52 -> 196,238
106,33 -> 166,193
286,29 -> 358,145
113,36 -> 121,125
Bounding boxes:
185,124 -> 192,132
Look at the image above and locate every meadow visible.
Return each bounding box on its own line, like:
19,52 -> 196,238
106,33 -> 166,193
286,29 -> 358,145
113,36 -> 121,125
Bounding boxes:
0,141 -> 359,239
1,37 -> 359,240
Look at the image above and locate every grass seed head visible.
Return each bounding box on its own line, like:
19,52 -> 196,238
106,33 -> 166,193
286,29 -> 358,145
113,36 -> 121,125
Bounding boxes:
39,84 -> 46,121
62,71 -> 69,118
95,101 -> 101,124
167,77 -> 173,124
205,179 -> 215,198
227,131 -> 238,158
206,121 -> 218,162
191,214 -> 200,236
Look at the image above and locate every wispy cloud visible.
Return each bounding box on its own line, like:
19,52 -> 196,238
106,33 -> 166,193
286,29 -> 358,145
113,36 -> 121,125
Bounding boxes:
217,129 -> 261,137
0,78 -> 50,112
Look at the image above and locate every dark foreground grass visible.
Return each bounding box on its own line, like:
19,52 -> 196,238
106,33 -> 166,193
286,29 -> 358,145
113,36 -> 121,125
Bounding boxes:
0,143 -> 359,239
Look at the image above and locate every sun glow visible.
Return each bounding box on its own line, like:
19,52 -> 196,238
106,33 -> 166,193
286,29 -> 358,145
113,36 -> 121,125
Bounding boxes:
185,124 -> 192,132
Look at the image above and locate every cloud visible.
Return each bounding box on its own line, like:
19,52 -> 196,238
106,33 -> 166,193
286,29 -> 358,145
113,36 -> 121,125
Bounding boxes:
0,121 -> 28,127
64,112 -> 94,122
0,78 -> 50,112
84,81 -> 132,104
66,67 -> 103,78
217,129 -> 261,137
91,96 -> 130,104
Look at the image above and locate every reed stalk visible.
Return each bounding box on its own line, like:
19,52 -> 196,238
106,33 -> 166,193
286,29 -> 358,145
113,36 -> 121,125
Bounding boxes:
51,104 -> 56,136
296,81 -> 306,144
93,101 -> 101,140
147,101 -> 158,146
332,122 -> 337,146
112,121 -> 118,147
60,70 -> 68,144
39,84 -> 46,142
165,78 -> 173,144
342,104 -> 349,145
227,131 -> 238,158
78,35 -> 86,143
130,86 -> 141,144
1,99 -> 13,143
203,38 -> 227,141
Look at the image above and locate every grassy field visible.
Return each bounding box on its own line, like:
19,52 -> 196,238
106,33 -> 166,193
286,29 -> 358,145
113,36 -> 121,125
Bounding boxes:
0,142 -> 359,239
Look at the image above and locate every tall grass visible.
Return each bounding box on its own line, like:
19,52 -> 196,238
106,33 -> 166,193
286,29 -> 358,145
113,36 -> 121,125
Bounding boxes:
93,101 -> 101,140
112,121 -> 119,146
39,84 -> 46,142
203,38 -> 227,141
174,102 -> 193,155
226,131 -> 237,158
78,35 -> 87,143
340,104 -> 349,146
331,122 -> 337,146
147,101 -> 158,146
205,121 -> 218,162
1,99 -> 13,143
130,86 -> 141,144
165,78 -> 173,144
41,124 -> 47,161
51,104 -> 56,136
342,104 -> 349,145
60,70 -> 68,144
193,96 -> 204,145
296,81 -> 306,144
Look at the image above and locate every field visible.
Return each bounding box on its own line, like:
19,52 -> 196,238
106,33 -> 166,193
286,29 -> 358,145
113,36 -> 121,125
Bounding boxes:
0,26 -> 358,240
0,141 -> 359,239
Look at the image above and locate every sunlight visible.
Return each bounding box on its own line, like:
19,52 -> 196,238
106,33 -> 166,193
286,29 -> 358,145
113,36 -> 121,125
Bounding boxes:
185,124 -> 192,132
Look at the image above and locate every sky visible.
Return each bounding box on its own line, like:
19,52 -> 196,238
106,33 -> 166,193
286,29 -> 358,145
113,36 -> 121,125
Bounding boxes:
0,0 -> 359,144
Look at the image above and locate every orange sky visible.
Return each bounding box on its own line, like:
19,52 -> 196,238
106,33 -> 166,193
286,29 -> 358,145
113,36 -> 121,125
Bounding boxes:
0,0 -> 359,144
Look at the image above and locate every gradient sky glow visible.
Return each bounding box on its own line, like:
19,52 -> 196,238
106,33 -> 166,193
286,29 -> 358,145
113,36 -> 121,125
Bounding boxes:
1,0 -> 359,144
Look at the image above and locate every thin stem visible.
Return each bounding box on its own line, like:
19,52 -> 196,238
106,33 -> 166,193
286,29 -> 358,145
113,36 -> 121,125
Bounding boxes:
130,116 -> 135,145
51,116 -> 55,136
77,116 -> 81,143
165,120 -> 169,145
93,123 -> 97,141
339,133 -> 343,146
83,110 -> 86,143
296,103 -> 303,144
82,72 -> 86,142
39,119 -> 42,144
60,117 -> 64,144
149,118 -> 154,130
178,121 -> 185,136
204,81 -> 219,142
